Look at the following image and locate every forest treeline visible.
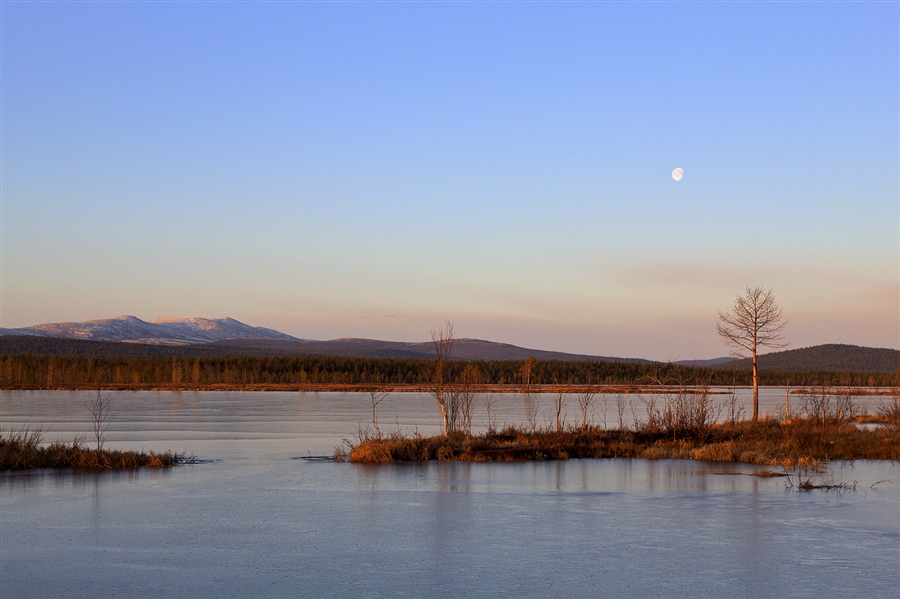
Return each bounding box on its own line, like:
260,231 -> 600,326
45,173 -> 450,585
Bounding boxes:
1,354 -> 895,389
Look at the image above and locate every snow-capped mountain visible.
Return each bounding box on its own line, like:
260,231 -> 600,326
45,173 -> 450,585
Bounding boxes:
0,315 -> 299,345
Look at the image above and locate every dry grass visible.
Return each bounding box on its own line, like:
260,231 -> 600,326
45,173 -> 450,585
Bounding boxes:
876,394 -> 900,430
347,418 -> 900,464
1,427 -> 185,470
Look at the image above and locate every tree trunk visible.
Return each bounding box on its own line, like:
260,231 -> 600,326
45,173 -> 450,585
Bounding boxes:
372,403 -> 381,439
440,398 -> 449,436
785,388 -> 790,419
752,350 -> 759,421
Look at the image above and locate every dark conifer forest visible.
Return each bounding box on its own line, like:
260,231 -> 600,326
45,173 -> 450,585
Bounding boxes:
1,335 -> 895,390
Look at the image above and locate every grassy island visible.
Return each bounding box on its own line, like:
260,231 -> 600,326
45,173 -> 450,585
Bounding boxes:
0,428 -> 186,470
345,417 -> 900,465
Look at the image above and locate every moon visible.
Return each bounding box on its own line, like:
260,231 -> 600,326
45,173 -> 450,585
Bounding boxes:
672,168 -> 684,181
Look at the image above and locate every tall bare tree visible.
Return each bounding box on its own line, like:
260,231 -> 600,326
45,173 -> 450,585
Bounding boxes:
717,286 -> 787,421
430,320 -> 455,435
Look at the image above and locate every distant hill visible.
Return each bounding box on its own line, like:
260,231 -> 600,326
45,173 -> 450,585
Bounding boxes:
0,315 -> 297,345
721,344 -> 900,373
0,315 -> 648,363
675,357 -> 734,367
198,337 -> 650,363
0,335 -> 648,364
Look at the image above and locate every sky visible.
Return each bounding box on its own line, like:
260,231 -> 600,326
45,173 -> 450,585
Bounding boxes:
1,1 -> 897,360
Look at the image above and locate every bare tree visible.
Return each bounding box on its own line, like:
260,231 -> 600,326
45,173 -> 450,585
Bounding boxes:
521,356 -> 537,391
726,385 -> 745,426
450,363 -> 478,435
600,394 -> 610,429
615,393 -> 627,430
368,389 -> 389,438
86,391 -> 114,450
576,391 -> 595,430
430,320 -> 455,435
553,390 -> 565,432
717,286 -> 787,421
784,387 -> 791,420
482,392 -> 498,432
523,392 -> 539,432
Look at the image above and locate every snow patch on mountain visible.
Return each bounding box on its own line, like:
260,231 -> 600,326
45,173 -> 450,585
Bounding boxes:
0,316 -> 299,345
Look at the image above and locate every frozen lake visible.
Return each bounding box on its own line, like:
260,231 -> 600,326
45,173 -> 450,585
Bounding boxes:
2,390 -> 898,598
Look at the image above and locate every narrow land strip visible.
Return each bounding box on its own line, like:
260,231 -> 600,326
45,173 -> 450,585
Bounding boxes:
1,428 -> 186,470
345,419 -> 900,464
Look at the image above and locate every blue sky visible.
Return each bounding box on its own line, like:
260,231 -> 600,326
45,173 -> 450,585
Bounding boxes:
2,1 -> 897,360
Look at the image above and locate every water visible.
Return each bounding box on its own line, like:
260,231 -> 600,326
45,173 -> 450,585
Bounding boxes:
2,390 -> 899,598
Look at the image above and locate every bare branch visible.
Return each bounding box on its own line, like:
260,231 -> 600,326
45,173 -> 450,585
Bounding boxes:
717,286 -> 787,357
431,319 -> 455,362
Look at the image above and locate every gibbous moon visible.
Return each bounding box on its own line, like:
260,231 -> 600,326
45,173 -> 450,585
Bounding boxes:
672,168 -> 684,181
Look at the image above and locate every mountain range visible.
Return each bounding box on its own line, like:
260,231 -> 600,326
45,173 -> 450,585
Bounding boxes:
1,316 -> 897,372
0,315 -> 296,346
0,315 -> 646,363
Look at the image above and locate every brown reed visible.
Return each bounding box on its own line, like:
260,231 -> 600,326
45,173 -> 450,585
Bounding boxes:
347,418 -> 900,464
1,427 -> 185,470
